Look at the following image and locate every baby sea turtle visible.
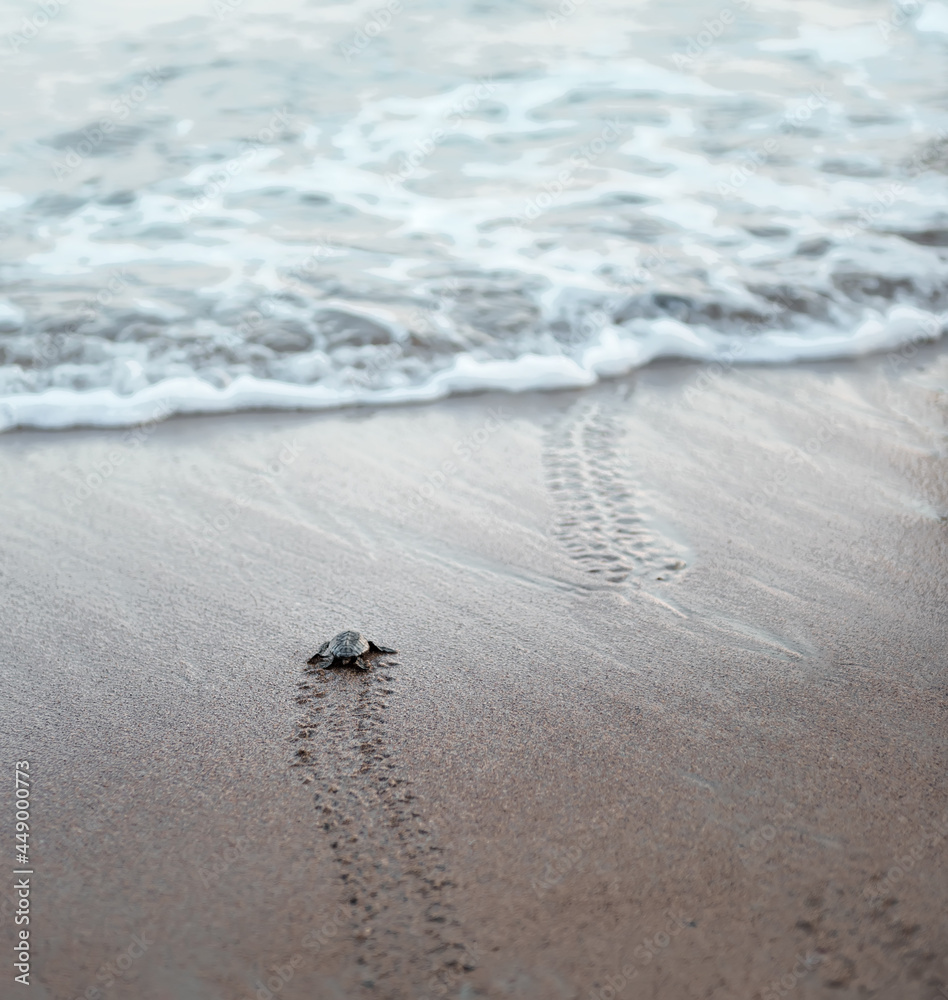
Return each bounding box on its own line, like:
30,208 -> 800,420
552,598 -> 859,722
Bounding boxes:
307,630 -> 397,670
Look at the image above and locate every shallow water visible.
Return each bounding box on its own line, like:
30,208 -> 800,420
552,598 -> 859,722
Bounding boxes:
1,0 -> 947,428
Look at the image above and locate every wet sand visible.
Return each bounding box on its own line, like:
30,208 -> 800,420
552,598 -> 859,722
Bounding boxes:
1,347 -> 946,999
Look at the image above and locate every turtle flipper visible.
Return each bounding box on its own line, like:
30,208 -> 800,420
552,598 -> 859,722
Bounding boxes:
307,640 -> 332,665
369,642 -> 397,655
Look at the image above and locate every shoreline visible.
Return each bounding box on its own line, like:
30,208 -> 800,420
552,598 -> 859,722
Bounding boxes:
1,346 -> 946,999
2,317 -> 946,434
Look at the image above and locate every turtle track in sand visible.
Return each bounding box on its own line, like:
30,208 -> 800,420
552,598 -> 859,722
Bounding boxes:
290,660 -> 477,996
542,400 -> 688,587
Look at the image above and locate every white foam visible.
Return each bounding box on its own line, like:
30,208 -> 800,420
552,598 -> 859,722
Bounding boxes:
3,0 -> 948,436
2,306 -> 943,432
917,2 -> 948,33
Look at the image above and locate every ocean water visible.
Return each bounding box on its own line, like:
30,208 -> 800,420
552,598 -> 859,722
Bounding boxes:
0,0 -> 947,430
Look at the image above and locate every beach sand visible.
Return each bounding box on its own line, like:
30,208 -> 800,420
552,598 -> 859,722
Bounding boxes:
1,346 -> 946,999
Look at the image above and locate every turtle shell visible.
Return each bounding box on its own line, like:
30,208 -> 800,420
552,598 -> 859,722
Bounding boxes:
329,631 -> 370,658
